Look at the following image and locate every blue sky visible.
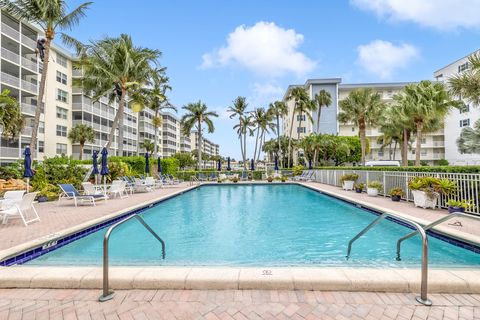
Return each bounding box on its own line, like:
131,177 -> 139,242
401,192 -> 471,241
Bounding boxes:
67,0 -> 480,159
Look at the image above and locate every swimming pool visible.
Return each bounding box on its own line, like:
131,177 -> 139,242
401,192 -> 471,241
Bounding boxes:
25,184 -> 480,267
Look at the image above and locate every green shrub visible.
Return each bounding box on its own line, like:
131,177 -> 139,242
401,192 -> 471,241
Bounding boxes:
354,183 -> 365,190
312,166 -> 480,173
292,165 -> 304,176
388,187 -> 405,197
160,157 -> 180,175
367,181 -> 383,190
408,176 -> 457,196
438,159 -> 449,166
340,173 -> 359,183
446,199 -> 475,210
0,160 -> 23,179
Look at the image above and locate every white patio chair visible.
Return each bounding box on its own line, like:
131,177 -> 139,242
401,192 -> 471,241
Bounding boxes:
82,182 -> 104,195
108,180 -> 128,198
1,192 -> 40,226
0,190 -> 26,210
134,178 -> 153,193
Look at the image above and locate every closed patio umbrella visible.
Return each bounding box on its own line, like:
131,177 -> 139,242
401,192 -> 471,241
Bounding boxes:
145,152 -> 150,176
23,147 -> 34,193
100,147 -> 109,194
274,156 -> 279,171
217,159 -> 221,171
227,157 -> 231,171
157,156 -> 162,175
92,150 -> 99,184
308,158 -> 313,170
250,159 -> 255,171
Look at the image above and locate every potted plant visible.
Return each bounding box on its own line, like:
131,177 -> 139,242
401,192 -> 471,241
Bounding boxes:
367,181 -> 383,197
388,187 -> 405,202
232,176 -> 239,183
354,183 -> 364,193
340,173 -> 359,191
217,178 -> 223,183
446,199 -> 474,213
267,176 -> 273,183
281,176 -> 287,183
408,176 -> 456,209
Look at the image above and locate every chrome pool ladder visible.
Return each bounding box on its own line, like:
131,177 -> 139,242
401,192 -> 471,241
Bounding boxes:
346,213 -> 431,306
99,214 -> 165,302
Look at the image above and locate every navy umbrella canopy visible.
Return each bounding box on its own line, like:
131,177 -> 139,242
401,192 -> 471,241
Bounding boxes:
23,147 -> 34,192
308,158 -> 313,170
92,151 -> 99,175
157,156 -> 162,175
274,156 -> 279,171
145,152 -> 150,175
100,147 -> 109,176
227,157 -> 231,171
217,159 -> 221,171
250,159 -> 255,171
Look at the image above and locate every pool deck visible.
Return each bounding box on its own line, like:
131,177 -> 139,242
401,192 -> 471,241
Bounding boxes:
0,181 -> 479,298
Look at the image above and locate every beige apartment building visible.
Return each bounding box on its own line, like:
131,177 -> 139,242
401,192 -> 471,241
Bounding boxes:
0,11 -> 219,164
282,79 -> 445,165
189,130 -> 220,158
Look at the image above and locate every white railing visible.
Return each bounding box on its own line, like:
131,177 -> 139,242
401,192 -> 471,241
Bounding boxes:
1,72 -> 20,87
311,169 -> 480,215
21,34 -> 36,48
1,23 -> 20,40
21,103 -> 37,115
21,126 -> 33,136
0,147 -> 20,158
21,56 -> 37,72
1,47 -> 20,64
21,79 -> 37,93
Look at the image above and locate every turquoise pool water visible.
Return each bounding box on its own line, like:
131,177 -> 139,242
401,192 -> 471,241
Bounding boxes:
27,184 -> 480,267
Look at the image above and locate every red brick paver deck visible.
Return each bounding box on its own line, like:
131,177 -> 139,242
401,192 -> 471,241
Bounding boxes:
0,183 -> 192,251
0,289 -> 478,319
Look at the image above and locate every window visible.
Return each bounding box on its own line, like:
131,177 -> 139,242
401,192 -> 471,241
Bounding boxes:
56,125 -> 67,137
458,62 -> 470,73
57,89 -> 68,103
38,121 -> 45,134
296,114 -> 306,121
421,138 -> 426,144
459,119 -> 470,127
297,127 -> 306,133
56,106 -> 68,119
351,127 -> 355,132
56,143 -> 67,155
421,149 -> 428,156
38,141 -> 44,153
57,54 -> 67,68
378,150 -> 384,157
56,71 -> 67,85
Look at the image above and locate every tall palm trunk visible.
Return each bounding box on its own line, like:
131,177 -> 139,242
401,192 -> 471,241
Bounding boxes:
276,115 -> 282,168
239,134 -> 244,167
30,34 -> 53,156
393,140 -> 397,160
313,149 -> 318,167
243,128 -> 247,170
153,109 -> 159,156
79,142 -> 84,160
389,142 -> 392,160
359,121 -> 367,165
287,111 -> 296,168
316,106 -> 322,133
415,122 -> 423,166
197,120 -> 202,170
253,128 -> 260,162
402,129 -> 408,166
106,89 -> 126,155
257,129 -> 265,161
297,113 -> 303,139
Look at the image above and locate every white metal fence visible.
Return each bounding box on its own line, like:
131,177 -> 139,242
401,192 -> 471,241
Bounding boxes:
311,169 -> 480,215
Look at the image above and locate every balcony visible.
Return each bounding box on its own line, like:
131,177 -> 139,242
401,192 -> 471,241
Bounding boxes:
21,79 -> 38,93
21,56 -> 37,72
21,126 -> 33,136
0,147 -> 20,158
72,87 -> 83,94
1,47 -> 20,64
72,69 -> 83,77
21,34 -> 36,48
1,72 -> 20,87
1,23 -> 20,40
21,103 -> 37,116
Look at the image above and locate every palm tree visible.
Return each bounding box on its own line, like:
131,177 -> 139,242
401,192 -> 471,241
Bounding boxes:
268,101 -> 288,168
139,68 -> 175,156
286,87 -> 314,166
254,108 -> 276,161
74,34 -> 160,156
1,0 -> 92,156
401,81 -> 460,165
448,52 -> 480,106
180,101 -> 218,169
228,96 -> 248,169
141,139 -> 155,156
0,89 -> 23,138
313,90 -> 332,133
338,88 -> 386,165
457,119 -> 480,154
378,106 -> 404,160
67,123 -> 95,160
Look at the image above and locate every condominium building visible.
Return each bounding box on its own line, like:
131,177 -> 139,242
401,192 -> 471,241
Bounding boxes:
283,79 -> 445,165
0,11 -> 221,164
190,131 -> 220,157
434,50 -> 480,165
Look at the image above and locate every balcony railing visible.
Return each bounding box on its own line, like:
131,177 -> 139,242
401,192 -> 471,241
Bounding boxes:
1,23 -> 20,40
72,69 -> 83,77
21,79 -> 38,93
21,34 -> 36,48
1,72 -> 20,87
21,56 -> 37,72
1,47 -> 20,64
21,103 -> 37,115
21,126 -> 33,136
0,147 -> 20,158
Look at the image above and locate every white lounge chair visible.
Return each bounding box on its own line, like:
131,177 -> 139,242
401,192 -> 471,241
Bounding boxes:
108,180 -> 128,198
82,182 -> 105,195
0,190 -> 26,210
134,178 -> 153,193
0,192 -> 40,226
58,184 -> 107,207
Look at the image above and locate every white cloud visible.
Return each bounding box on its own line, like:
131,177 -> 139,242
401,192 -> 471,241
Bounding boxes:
249,83 -> 284,107
351,0 -> 480,30
357,40 -> 419,79
200,21 -> 316,77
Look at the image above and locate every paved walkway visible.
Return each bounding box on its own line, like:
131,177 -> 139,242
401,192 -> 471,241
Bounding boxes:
0,183 -> 192,251
0,289 -> 478,320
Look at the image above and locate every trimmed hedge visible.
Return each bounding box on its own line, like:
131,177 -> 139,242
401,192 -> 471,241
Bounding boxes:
312,166 -> 480,173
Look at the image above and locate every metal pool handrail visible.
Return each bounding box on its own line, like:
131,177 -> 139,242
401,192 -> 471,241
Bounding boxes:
346,212 -> 431,306
99,214 -> 166,302
396,212 -> 480,261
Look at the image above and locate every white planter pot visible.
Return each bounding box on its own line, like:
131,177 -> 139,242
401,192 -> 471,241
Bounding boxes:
412,190 -> 438,209
342,180 -> 355,190
367,188 -> 379,197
